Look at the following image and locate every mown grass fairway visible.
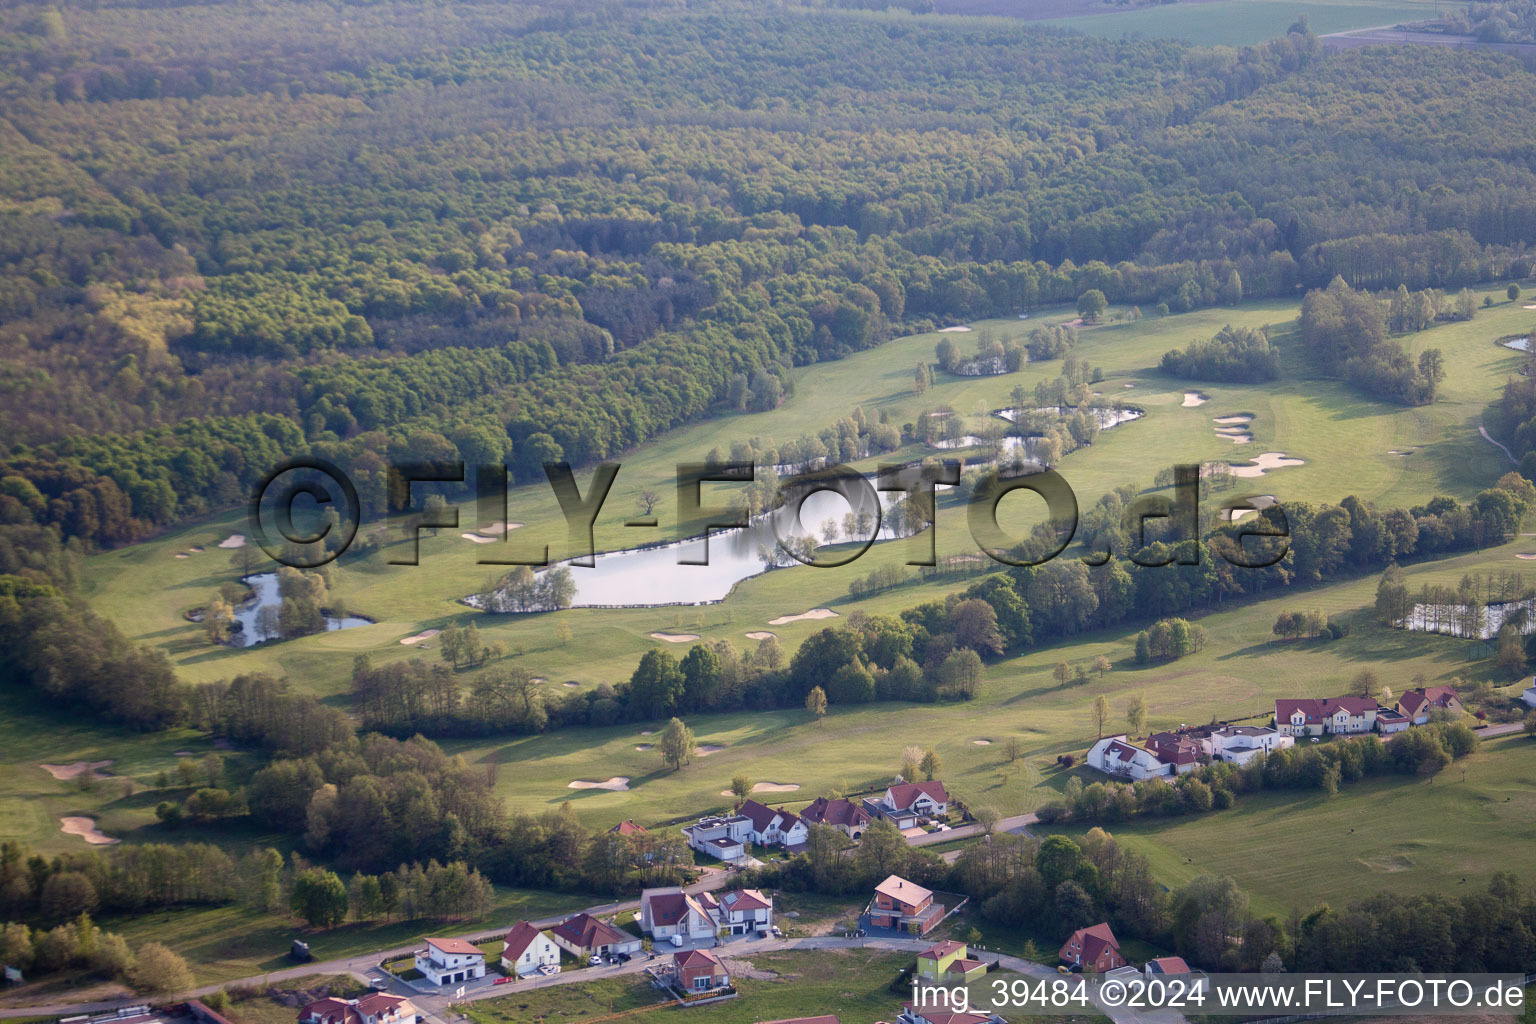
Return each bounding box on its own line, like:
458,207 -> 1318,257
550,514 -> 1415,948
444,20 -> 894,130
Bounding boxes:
1039,733 -> 1536,919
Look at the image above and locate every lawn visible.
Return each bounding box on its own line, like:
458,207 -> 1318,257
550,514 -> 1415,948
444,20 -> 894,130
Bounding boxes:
1027,0 -> 1441,46
1037,733 -> 1536,919
464,948 -> 1110,1024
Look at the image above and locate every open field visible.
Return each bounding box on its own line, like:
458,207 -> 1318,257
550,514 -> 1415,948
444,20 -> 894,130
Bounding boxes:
80,286 -> 1534,702
1038,733 -> 1536,919
1018,0 -> 1443,46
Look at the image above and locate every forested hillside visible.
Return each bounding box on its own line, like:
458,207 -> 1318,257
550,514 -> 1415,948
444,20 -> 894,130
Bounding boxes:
3,0 -> 1536,557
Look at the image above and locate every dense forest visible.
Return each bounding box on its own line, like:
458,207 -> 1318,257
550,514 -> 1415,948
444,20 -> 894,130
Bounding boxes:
4,0 -> 1536,552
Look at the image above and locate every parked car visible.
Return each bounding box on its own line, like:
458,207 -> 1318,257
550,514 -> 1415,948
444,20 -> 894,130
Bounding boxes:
493,976 -> 514,985
588,954 -> 604,966
610,951 -> 632,963
770,926 -> 782,937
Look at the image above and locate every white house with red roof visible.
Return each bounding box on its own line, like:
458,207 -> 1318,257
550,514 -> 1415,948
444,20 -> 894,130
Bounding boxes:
300,995 -> 417,1024
549,912 -> 642,958
1145,955 -> 1207,993
1087,735 -> 1171,781
1059,922 -> 1125,972
712,888 -> 773,935
500,921 -> 560,977
1207,725 -> 1294,765
737,799 -> 809,849
413,937 -> 484,986
1274,696 -> 1378,737
1145,731 -> 1202,774
640,887 -> 717,942
863,781 -> 949,829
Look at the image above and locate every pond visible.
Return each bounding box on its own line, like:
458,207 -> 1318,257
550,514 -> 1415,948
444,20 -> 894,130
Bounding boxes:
229,572 -> 372,646
1500,335 -> 1531,352
1401,599 -> 1536,640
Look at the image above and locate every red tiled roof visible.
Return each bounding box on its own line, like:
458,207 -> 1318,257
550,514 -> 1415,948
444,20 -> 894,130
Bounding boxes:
945,958 -> 984,975
874,873 -> 933,906
610,819 -> 647,835
920,939 -> 967,960
901,1002 -> 995,1024
1061,921 -> 1120,966
674,948 -> 724,970
719,889 -> 771,912
645,890 -> 708,927
1400,686 -> 1459,716
1276,696 -> 1376,723
424,937 -> 481,956
551,912 -> 628,949
800,796 -> 871,828
739,798 -> 802,835
755,1017 -> 840,1024
886,781 -> 949,811
1147,956 -> 1190,974
355,995 -> 412,1018
301,998 -> 356,1024
502,921 -> 544,962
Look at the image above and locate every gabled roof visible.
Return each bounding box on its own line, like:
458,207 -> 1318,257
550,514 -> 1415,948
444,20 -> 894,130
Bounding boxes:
424,937 -> 480,956
874,873 -> 932,906
755,1017 -> 840,1024
355,995 -> 413,1018
302,996 -> 414,1024
1146,732 -> 1200,764
1400,686 -> 1459,715
301,998 -> 356,1024
1146,956 -> 1190,975
901,1002 -> 996,1024
885,781 -> 949,810
1276,696 -> 1376,723
551,912 -> 628,949
644,889 -> 710,927
502,921 -> 547,962
920,939 -> 967,960
739,798 -> 803,835
609,819 -> 647,835
719,888 -> 772,912
1063,922 -> 1120,964
800,796 -> 871,828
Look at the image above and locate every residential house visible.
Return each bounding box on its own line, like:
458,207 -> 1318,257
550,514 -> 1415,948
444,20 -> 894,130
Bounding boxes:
1145,732 -> 1202,774
500,921 -> 560,978
609,820 -> 647,836
1207,725 -> 1294,765
1398,686 -> 1463,725
413,938 -> 484,986
1086,735 -> 1171,781
640,887 -> 717,942
1059,922 -> 1125,973
865,782 -> 950,829
898,1003 -> 1007,1024
683,814 -> 751,861
1375,708 -> 1411,735
868,874 -> 944,935
800,796 -> 871,839
1523,681 -> 1536,708
672,948 -> 731,993
738,799 -> 810,850
1274,697 -> 1378,737
300,995 -> 418,1024
548,913 -> 642,959
1145,956 -> 1207,994
915,940 -> 986,983
712,889 -> 774,936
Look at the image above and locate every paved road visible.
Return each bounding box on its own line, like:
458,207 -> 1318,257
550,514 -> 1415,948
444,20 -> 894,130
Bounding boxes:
906,812 -> 1039,850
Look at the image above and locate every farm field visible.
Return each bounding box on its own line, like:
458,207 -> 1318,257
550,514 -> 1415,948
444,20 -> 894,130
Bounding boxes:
1038,733 -> 1536,919
1020,0 -> 1440,45
80,287 -> 1532,702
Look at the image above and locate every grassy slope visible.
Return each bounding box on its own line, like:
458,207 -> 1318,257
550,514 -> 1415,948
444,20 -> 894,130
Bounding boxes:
1035,0 -> 1441,46
1038,733 -> 1536,919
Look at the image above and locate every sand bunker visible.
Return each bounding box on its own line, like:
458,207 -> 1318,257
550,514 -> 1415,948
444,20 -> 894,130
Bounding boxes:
1525,304 -> 1536,310
937,325 -> 973,333
174,553 -> 189,559
768,608 -> 839,626
1182,392 -> 1208,407
1213,414 -> 1254,425
60,817 -> 118,845
1231,453 -> 1305,478
1121,383 -> 1135,388
1218,431 -> 1253,444
1517,554 -> 1536,560
650,632 -> 700,643
719,782 -> 800,796
568,777 -> 630,791
173,751 -> 193,757
636,744 -> 653,751
400,629 -> 441,645
640,729 -> 655,736
563,681 -> 579,688
972,739 -> 992,746
696,744 -> 725,756
218,534 -> 246,548
42,761 -> 114,781
745,631 -> 777,640
477,522 -> 521,535
460,533 -> 496,544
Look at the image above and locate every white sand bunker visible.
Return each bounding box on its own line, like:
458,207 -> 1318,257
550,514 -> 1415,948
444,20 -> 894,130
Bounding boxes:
1517,553 -> 1536,560
461,533 -> 496,544
745,631 -> 777,640
973,739 -> 992,746
650,632 -> 700,643
477,522 -> 521,535
42,761 -> 114,781
636,744 -> 653,751
937,325 -> 973,333
1524,304 -> 1536,310
60,817 -> 118,845
568,777 -> 630,791
563,681 -> 579,688
1182,392 -> 1208,407
400,629 -> 441,645
174,553 -> 189,559
1217,430 -> 1253,444
768,608 -> 838,626
696,744 -> 725,756
719,782 -> 800,796
218,534 -> 246,548
1213,414 -> 1254,425
640,729 -> 655,736
1231,453 -> 1305,478
1122,383 -> 1135,388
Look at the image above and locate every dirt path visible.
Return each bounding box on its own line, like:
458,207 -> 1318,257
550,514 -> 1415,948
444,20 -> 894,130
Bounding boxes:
1480,423 -> 1518,464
